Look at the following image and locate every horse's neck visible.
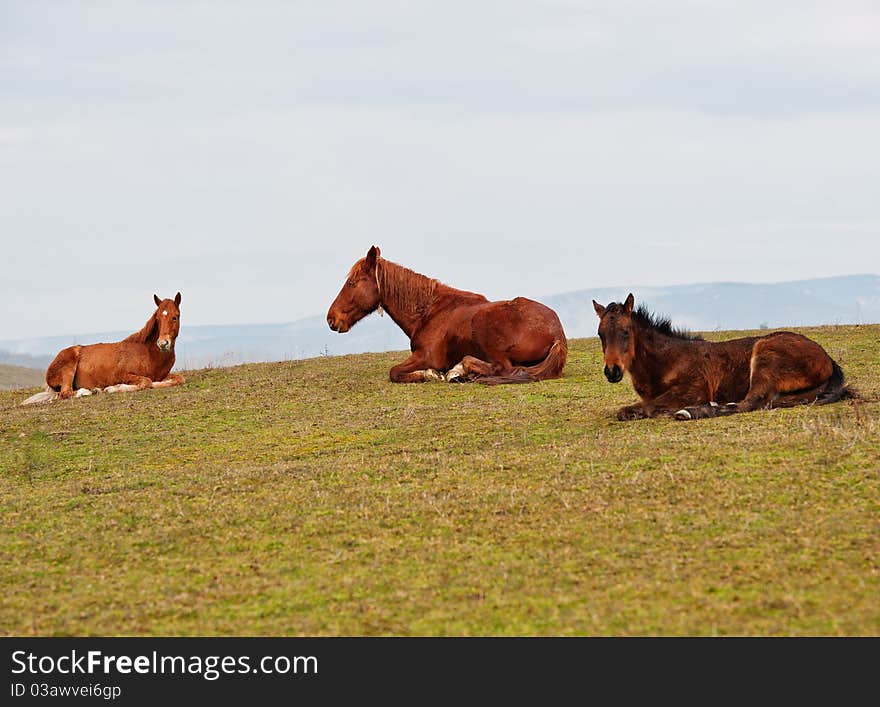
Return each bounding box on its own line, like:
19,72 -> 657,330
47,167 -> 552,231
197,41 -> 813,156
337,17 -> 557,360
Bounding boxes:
377,261 -> 438,338
123,313 -> 159,345
630,327 -> 680,393
379,261 -> 485,338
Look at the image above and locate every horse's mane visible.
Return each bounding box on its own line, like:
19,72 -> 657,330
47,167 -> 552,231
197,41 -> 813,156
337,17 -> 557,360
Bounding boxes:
611,302 -> 703,341
378,259 -> 439,316
123,311 -> 159,344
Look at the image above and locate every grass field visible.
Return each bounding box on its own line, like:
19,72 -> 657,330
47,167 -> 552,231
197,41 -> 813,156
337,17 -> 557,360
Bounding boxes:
0,364 -> 44,391
1,325 -> 877,636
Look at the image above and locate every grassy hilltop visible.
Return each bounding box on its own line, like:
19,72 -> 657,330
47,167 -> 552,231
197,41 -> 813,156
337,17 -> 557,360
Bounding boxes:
0,325 -> 877,636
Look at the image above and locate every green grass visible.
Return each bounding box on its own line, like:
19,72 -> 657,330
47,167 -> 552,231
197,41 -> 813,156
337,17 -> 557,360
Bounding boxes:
1,325 -> 877,636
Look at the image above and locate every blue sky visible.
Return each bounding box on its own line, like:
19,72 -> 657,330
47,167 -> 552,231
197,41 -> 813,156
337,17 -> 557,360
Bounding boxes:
2,1 -> 879,338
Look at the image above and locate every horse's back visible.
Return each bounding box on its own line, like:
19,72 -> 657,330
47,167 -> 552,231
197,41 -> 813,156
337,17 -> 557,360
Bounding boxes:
469,296 -> 566,364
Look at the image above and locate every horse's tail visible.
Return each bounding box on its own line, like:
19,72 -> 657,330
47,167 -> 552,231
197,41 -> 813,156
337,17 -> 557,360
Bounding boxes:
21,387 -> 57,406
815,360 -> 856,404
477,338 -> 568,386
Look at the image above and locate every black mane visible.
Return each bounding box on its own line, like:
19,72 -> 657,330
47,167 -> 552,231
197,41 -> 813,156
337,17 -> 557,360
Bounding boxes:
608,302 -> 703,341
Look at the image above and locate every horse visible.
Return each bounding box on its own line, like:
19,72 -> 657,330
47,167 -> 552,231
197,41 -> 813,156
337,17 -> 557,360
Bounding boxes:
327,246 -> 568,384
593,293 -> 852,421
22,293 -> 186,405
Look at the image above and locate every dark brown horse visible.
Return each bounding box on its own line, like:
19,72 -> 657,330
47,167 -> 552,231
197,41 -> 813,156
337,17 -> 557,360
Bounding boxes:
327,246 -> 568,384
25,293 -> 186,404
593,293 -> 851,421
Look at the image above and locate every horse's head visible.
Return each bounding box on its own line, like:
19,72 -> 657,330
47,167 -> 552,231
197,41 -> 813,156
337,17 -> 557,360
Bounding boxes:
593,293 -> 635,383
327,245 -> 382,333
153,292 -> 182,352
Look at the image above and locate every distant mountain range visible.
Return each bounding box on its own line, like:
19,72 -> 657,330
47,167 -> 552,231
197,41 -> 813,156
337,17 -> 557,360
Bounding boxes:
3,274 -> 878,371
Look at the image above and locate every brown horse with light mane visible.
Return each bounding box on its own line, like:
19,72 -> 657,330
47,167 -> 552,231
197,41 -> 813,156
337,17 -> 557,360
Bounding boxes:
593,293 -> 852,421
327,246 -> 567,384
23,293 -> 186,405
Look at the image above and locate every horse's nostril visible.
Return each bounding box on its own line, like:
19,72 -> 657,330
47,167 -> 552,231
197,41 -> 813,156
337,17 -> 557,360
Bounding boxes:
604,364 -> 623,382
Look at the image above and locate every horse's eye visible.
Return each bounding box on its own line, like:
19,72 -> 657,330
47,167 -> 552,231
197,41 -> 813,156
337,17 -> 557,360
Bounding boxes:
172,316 -> 178,321
622,329 -> 630,338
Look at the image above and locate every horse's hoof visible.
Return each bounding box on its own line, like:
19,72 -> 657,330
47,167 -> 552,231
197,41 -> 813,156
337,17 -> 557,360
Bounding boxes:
445,364 -> 466,383
422,369 -> 444,382
674,409 -> 692,420
75,388 -> 92,397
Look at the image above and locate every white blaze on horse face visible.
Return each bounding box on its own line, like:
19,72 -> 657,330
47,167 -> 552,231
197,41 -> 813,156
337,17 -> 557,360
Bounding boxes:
163,310 -> 168,316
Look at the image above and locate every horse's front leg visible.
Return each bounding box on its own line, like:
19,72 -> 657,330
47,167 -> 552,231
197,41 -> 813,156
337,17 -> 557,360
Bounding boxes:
618,390 -> 693,420
151,373 -> 186,389
616,403 -> 648,421
389,352 -> 445,383
644,389 -> 707,420
119,374 -> 154,390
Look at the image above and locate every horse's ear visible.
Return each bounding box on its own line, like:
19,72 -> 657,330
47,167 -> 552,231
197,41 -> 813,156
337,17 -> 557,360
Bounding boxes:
365,245 -> 380,270
154,294 -> 161,307
592,300 -> 606,318
624,293 -> 635,313
174,292 -> 182,306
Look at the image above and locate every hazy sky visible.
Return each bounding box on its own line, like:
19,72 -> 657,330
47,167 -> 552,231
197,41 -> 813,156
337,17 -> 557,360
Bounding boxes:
2,1 -> 879,339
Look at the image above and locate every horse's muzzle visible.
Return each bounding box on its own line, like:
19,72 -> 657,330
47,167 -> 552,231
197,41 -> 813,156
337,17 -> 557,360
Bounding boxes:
327,315 -> 348,333
157,339 -> 173,352
604,364 -> 623,383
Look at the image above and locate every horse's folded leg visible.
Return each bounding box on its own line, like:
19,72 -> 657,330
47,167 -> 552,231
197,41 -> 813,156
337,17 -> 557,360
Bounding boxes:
445,363 -> 467,382
104,384 -> 140,394
151,374 -> 185,388
421,369 -> 444,382
617,404 -> 647,421
674,402 -> 719,421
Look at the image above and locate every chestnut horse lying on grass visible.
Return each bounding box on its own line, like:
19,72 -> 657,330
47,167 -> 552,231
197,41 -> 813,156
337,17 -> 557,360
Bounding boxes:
21,293 -> 185,405
593,293 -> 852,421
327,246 -> 567,384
